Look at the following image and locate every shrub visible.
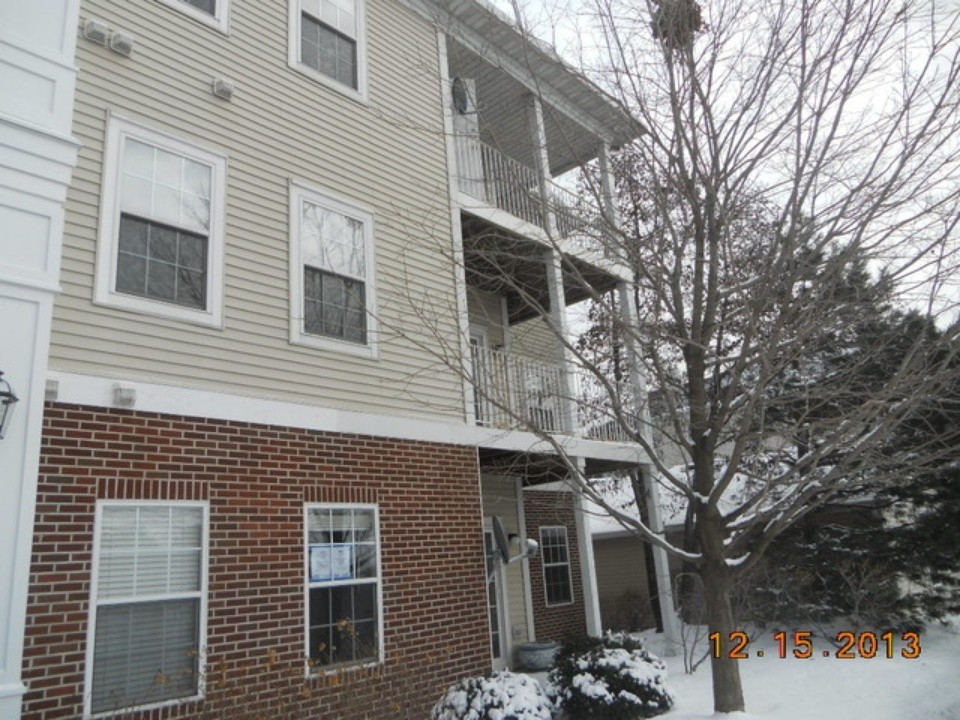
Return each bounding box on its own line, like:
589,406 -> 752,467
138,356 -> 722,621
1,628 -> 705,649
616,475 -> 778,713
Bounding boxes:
547,633 -> 674,719
431,670 -> 553,720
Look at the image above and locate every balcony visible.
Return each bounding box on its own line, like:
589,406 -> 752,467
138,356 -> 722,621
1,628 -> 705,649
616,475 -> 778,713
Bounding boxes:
454,136 -> 599,243
469,344 -> 634,442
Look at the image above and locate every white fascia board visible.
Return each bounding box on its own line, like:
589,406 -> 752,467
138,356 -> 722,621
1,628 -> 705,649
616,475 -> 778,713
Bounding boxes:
48,371 -> 478,447
47,371 -> 650,463
458,193 -> 551,245
458,195 -> 632,283
521,480 -> 570,493
474,425 -> 650,464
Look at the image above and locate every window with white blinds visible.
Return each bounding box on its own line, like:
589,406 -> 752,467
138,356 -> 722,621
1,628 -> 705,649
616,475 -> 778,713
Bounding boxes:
87,503 -> 207,715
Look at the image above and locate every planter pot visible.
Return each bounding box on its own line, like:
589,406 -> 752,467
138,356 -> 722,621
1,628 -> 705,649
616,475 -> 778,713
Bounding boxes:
517,641 -> 560,671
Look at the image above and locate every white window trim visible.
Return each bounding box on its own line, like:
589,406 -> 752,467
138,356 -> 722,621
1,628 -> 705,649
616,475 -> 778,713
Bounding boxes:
303,503 -> 385,675
288,179 -> 379,359
94,113 -> 227,329
539,525 -> 574,607
287,0 -> 369,104
83,500 -> 210,719
156,0 -> 230,33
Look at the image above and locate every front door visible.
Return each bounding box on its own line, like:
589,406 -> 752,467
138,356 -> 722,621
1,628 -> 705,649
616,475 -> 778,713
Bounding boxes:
484,526 -> 508,669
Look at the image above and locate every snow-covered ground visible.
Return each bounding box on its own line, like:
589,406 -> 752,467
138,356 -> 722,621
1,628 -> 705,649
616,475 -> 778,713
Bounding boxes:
637,620 -> 960,719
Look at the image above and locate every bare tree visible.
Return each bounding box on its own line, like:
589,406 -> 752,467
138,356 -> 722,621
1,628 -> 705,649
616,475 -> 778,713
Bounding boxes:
553,0 -> 960,712
377,0 -> 960,713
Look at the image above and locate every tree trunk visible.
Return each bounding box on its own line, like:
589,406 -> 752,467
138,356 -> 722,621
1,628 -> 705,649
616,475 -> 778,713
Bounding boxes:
701,566 -> 746,713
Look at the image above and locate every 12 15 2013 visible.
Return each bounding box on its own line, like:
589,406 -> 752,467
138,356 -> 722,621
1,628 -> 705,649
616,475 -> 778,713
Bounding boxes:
708,630 -> 921,659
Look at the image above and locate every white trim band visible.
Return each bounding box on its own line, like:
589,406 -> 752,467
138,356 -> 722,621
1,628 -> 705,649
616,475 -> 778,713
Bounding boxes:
46,370 -> 650,463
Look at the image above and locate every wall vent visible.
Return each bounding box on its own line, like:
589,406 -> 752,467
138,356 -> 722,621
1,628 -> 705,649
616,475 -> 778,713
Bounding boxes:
112,384 -> 136,407
212,77 -> 235,100
108,31 -> 134,57
82,18 -> 109,44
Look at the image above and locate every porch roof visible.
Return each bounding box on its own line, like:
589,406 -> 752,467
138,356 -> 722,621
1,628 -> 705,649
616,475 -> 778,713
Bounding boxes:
462,216 -> 622,322
436,0 -> 643,172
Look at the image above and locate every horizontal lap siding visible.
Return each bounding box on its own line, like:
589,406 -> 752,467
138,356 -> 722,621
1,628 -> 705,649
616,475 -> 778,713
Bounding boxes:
52,0 -> 464,420
509,317 -> 563,364
467,288 -> 505,346
592,535 -> 657,632
480,475 -> 530,657
23,403 -> 490,720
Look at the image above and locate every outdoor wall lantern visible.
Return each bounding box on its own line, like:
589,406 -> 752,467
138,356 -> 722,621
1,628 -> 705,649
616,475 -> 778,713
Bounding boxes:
0,371 -> 20,439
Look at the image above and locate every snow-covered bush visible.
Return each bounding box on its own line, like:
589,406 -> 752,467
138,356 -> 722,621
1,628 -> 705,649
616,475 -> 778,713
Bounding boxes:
431,670 -> 554,720
547,633 -> 674,719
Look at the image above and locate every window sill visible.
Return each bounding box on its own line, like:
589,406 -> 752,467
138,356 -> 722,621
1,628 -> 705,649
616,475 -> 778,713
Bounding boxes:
290,330 -> 379,360
307,657 -> 383,678
287,60 -> 368,105
94,292 -> 224,330
88,693 -> 203,719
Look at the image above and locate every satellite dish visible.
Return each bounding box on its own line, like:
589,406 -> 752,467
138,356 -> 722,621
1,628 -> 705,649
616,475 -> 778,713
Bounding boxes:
451,76 -> 470,115
492,516 -> 510,563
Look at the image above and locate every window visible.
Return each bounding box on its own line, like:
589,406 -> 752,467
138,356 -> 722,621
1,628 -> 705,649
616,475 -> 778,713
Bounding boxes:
95,116 -> 226,327
157,0 -> 230,32
305,505 -> 382,669
288,0 -> 367,101
86,502 -> 208,716
289,181 -> 377,357
539,526 -> 573,605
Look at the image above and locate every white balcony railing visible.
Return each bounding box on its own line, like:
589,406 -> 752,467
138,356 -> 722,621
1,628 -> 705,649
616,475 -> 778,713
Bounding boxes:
576,373 -> 636,443
470,345 -> 637,442
549,182 -> 598,240
455,136 -> 599,240
470,345 -> 566,433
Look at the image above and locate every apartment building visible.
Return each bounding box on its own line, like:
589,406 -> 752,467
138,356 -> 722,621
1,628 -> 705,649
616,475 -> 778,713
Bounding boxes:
1,0 -> 664,718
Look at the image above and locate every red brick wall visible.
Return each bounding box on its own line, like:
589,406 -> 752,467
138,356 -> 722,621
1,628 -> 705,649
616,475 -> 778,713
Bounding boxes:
523,490 -> 587,643
23,403 -> 490,720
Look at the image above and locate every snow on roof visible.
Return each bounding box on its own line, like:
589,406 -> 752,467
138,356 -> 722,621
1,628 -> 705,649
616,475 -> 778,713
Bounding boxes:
586,472 -> 687,538
587,464 -> 776,538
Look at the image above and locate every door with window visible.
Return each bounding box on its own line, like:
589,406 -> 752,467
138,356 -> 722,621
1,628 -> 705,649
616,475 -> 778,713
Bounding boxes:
483,523 -> 509,669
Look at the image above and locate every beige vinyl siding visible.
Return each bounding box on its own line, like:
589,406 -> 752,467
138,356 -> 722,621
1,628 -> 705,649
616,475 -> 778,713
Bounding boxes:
52,0 -> 465,421
466,288 -> 505,347
509,317 -> 563,365
480,474 -> 531,657
592,535 -> 656,631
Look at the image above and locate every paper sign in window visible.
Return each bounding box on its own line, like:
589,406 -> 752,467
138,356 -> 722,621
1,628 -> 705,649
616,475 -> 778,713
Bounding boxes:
310,545 -> 332,581
332,545 -> 353,580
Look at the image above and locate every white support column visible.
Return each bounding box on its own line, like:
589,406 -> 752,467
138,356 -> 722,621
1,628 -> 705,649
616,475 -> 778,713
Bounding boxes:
616,281 -> 681,650
437,32 -> 477,426
525,93 -> 558,238
543,248 -> 578,434
572,467 -> 602,636
597,141 -> 616,227
0,4 -> 81,718
527,93 -> 579,435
